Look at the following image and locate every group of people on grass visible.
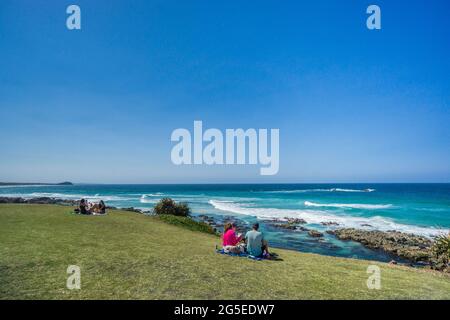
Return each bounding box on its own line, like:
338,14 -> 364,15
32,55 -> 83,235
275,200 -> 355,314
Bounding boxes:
222,222 -> 271,259
75,199 -> 107,215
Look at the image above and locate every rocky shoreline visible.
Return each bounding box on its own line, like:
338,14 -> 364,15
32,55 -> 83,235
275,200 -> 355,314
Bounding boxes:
0,196 -> 79,206
327,228 -> 433,263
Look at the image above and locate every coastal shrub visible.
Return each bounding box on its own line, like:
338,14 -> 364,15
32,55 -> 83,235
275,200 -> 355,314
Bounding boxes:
153,198 -> 191,217
157,214 -> 216,235
431,234 -> 450,272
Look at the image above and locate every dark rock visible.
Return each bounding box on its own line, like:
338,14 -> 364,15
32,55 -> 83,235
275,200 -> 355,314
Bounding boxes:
265,217 -> 307,231
331,228 -> 433,263
0,196 -> 78,206
0,197 -> 26,204
272,223 -> 297,230
285,217 -> 307,224
28,197 -> 55,204
194,215 -> 247,235
321,221 -> 339,226
122,207 -> 143,213
308,230 -> 324,238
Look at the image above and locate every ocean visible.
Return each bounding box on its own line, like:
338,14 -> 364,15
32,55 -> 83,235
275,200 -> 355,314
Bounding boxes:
1,183 -> 449,263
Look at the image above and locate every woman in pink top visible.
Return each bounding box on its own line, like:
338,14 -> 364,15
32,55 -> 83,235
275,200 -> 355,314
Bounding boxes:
222,222 -> 244,253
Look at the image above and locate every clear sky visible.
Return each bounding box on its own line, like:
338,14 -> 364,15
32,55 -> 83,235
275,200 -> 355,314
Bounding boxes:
0,0 -> 449,183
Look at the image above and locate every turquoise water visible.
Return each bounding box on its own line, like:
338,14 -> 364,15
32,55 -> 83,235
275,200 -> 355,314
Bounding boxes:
1,183 -> 449,263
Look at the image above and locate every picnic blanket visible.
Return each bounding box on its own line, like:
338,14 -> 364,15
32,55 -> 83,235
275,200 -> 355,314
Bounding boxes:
215,248 -> 273,261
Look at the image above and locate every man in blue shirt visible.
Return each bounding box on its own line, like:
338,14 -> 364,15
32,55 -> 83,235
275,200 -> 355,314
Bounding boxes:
245,223 -> 270,258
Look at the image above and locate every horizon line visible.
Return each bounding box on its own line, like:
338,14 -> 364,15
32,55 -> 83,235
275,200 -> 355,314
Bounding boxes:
3,181 -> 449,185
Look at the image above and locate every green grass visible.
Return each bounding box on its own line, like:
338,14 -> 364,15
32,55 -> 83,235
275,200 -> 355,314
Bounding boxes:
1,204 -> 450,300
156,214 -> 216,235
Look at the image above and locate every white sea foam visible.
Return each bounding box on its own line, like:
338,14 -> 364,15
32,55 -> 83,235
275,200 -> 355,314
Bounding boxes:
140,193 -> 164,197
208,200 -> 447,238
0,192 -> 133,202
333,188 -> 376,193
134,207 -> 153,213
263,188 -> 375,194
140,194 -> 160,204
0,192 -> 84,199
138,193 -> 260,205
304,201 -> 392,210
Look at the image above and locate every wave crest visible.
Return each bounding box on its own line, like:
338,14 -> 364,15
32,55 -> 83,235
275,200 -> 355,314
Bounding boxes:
304,201 -> 392,210
0,192 -> 133,202
264,188 -> 375,194
140,194 -> 161,204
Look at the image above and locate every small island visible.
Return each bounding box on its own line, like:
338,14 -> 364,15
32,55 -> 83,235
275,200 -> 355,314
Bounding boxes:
0,181 -> 73,186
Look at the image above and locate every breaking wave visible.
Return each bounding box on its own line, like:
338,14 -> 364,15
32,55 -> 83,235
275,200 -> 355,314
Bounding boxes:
264,188 -> 375,194
0,192 -> 133,202
140,194 -> 160,204
304,201 -> 392,210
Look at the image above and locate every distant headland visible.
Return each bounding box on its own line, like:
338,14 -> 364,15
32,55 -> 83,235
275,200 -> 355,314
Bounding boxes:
0,182 -> 73,186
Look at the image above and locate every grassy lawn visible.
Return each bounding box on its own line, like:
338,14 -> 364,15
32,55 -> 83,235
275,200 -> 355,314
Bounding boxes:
1,204 -> 449,300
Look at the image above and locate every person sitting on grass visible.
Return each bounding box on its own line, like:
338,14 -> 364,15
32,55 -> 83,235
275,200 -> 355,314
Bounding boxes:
89,201 -> 98,213
97,200 -> 106,214
222,222 -> 245,254
245,223 -> 270,259
91,200 -> 106,215
78,199 -> 90,215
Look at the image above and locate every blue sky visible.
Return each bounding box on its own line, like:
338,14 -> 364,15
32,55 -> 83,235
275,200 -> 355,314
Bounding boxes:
0,0 -> 449,183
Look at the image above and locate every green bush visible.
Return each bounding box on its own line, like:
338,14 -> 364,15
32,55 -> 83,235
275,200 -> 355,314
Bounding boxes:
153,198 -> 191,217
431,234 -> 450,272
157,214 -> 216,235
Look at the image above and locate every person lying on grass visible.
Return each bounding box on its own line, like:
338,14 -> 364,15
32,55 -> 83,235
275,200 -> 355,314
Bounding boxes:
222,222 -> 245,254
245,223 -> 271,259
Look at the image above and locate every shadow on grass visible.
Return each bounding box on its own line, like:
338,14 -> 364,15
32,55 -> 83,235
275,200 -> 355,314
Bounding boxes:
268,252 -> 284,261
216,248 -> 284,262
